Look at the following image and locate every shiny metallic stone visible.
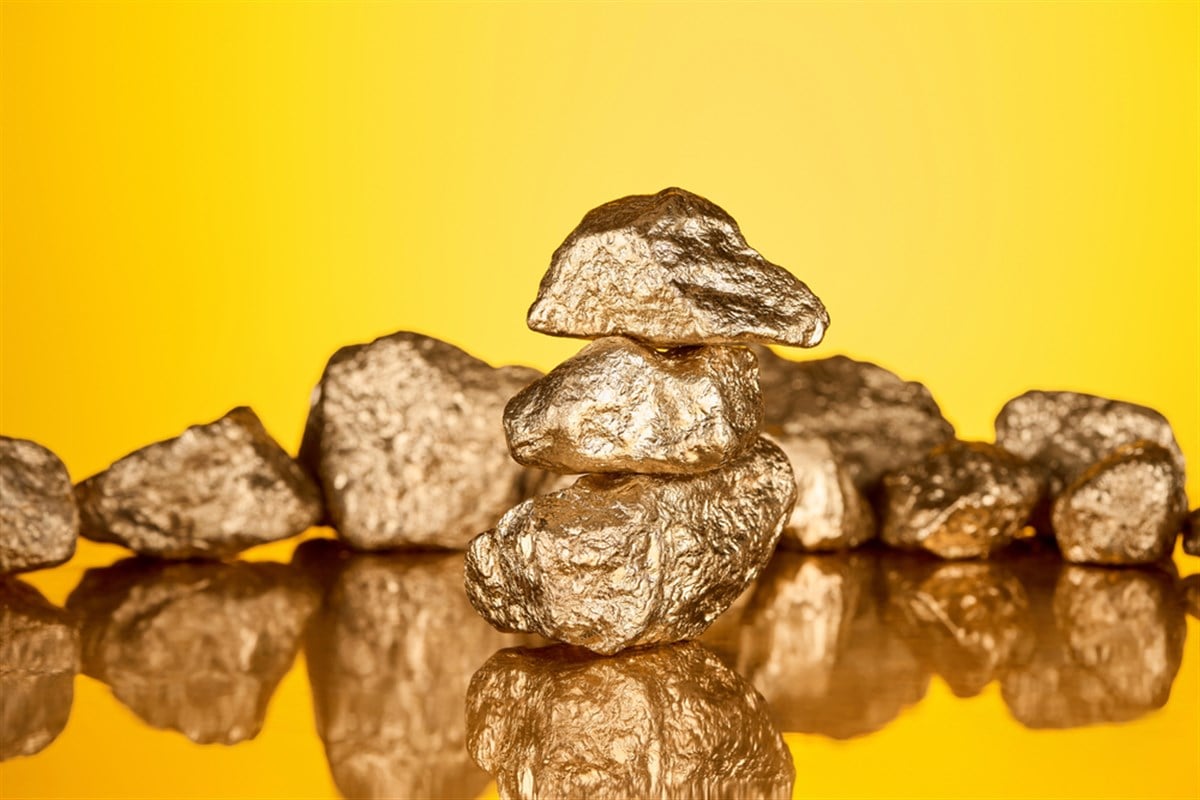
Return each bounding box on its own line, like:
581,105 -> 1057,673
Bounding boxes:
66,559 -> 318,744
75,408 -> 322,559
0,578 -> 79,761
755,347 -> 955,491
1051,440 -> 1187,565
883,558 -> 1033,698
527,187 -> 829,347
735,551 -> 929,739
467,642 -> 795,800
0,437 -> 78,574
1180,508 -> 1199,557
879,441 -> 1042,559
505,337 -> 762,474
300,331 -> 541,550
465,437 -> 796,654
769,433 -> 875,550
995,390 -> 1186,496
298,542 -> 523,800
1001,563 -> 1185,729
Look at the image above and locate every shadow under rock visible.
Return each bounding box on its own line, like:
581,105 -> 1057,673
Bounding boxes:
65,557 -> 319,744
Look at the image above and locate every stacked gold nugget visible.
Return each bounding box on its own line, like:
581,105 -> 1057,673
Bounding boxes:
464,188 -> 830,654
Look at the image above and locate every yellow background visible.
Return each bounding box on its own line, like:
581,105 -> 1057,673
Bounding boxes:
1,2 -> 1198,799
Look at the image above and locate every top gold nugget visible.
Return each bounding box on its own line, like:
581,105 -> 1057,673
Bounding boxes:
527,187 -> 830,347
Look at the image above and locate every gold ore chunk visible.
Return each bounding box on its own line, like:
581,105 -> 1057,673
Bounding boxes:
527,187 -> 829,347
465,437 -> 796,654
300,331 -> 541,550
504,337 -> 763,475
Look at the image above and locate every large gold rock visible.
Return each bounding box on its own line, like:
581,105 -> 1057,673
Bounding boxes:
755,348 -> 955,491
527,187 -> 828,347
995,390 -> 1186,496
66,558 -> 318,744
0,578 -> 79,761
879,441 -> 1042,559
735,551 -> 929,739
1000,562 -> 1185,729
75,408 -> 322,559
465,437 -> 796,654
1051,440 -> 1187,565
504,337 -> 762,474
300,331 -> 541,550
295,541 -> 524,800
466,642 -> 795,800
1,436 -> 78,573
768,433 -> 875,550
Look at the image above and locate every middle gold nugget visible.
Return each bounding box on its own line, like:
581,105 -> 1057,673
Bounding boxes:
465,187 -> 828,654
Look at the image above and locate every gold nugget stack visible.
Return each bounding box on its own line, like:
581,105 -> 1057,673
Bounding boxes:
462,187 -> 831,654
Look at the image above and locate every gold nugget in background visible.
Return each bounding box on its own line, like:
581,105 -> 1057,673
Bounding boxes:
300,332 -> 543,550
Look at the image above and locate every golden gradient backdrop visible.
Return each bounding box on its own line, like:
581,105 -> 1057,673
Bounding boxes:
2,2 -> 1198,799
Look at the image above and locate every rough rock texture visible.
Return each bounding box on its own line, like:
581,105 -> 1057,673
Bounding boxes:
505,337 -> 762,475
297,542 -> 522,800
1184,509 -> 1200,557
0,578 -> 79,761
300,331 -> 541,550
994,390 -> 1186,496
465,437 -> 796,654
755,348 -> 955,491
467,642 -> 795,800
735,551 -> 929,739
879,441 -> 1042,559
1051,441 -> 1188,565
75,408 -> 322,559
769,434 -> 875,550
66,559 -> 318,744
1000,563 -> 1185,729
527,187 -> 828,348
883,558 -> 1034,698
1,437 -> 78,573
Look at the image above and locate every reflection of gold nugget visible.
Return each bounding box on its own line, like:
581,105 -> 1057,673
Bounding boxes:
467,642 -> 794,800
67,559 -> 317,744
1001,561 -> 1185,729
736,551 -> 928,739
298,544 -> 523,800
0,578 -> 79,761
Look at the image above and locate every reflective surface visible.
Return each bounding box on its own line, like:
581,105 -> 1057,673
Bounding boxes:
2,533 -> 1198,799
